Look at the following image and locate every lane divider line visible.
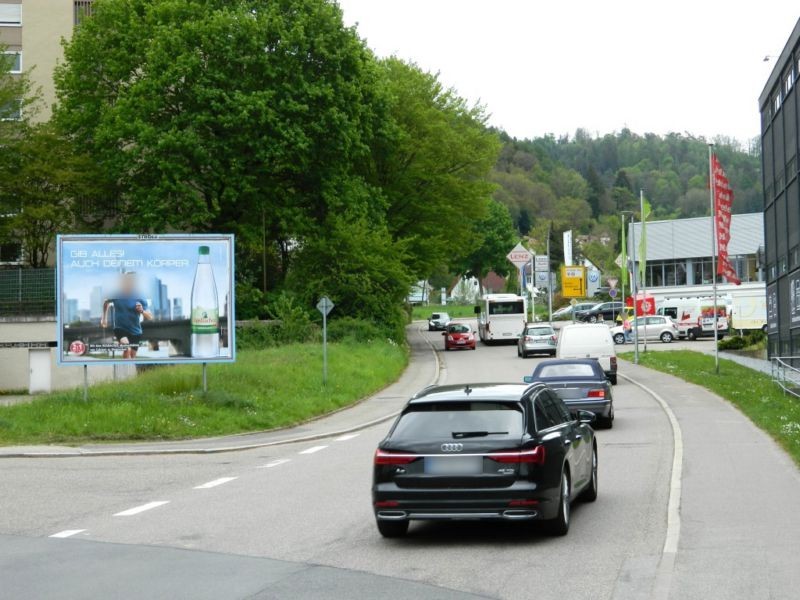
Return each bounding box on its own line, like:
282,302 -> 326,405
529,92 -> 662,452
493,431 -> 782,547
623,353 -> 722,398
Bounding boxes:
113,501 -> 170,516
334,433 -> 359,442
1,326 -> 443,459
49,529 -> 86,538
193,476 -> 238,489
257,459 -> 290,469
299,445 -> 327,455
619,372 -> 683,599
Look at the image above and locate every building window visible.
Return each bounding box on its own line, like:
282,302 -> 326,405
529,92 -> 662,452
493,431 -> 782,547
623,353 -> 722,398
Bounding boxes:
774,92 -> 782,113
0,242 -> 22,263
3,51 -> 21,74
74,0 -> 93,26
786,68 -> 795,96
0,3 -> 21,25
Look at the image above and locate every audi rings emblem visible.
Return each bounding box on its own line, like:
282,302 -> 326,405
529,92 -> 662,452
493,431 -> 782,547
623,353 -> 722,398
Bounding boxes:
441,443 -> 463,452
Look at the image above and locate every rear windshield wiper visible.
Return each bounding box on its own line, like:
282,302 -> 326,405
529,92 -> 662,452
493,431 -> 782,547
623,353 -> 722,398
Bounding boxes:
452,431 -> 509,439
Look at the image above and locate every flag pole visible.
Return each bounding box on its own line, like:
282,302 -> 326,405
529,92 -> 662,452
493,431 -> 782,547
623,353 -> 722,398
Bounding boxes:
630,212 -> 639,365
709,143 -> 719,374
640,189 -> 648,354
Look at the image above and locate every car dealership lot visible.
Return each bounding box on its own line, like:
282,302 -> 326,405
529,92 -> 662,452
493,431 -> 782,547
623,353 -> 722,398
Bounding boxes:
1,325 -> 799,599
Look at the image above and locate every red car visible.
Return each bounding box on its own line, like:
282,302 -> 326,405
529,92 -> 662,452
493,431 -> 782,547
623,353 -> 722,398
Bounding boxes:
443,322 -> 476,351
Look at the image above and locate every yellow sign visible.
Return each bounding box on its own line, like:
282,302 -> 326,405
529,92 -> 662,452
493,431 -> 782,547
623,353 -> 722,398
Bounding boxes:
561,266 -> 586,298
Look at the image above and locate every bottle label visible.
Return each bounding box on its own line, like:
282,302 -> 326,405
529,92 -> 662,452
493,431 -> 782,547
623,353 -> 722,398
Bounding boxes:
191,307 -> 220,334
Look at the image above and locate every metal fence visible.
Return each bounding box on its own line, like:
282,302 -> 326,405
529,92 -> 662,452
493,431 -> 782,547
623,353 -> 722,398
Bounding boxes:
0,268 -> 56,316
771,356 -> 800,398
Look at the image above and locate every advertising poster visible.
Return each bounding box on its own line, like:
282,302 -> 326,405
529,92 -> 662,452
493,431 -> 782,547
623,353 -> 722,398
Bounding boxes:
767,283 -> 779,333
57,234 -> 235,365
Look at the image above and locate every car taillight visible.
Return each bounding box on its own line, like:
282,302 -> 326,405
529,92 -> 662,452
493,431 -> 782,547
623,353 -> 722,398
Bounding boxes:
488,445 -> 546,465
587,389 -> 605,398
374,449 -> 418,465
551,335 -> 557,342
610,356 -> 617,369
524,336 -> 533,342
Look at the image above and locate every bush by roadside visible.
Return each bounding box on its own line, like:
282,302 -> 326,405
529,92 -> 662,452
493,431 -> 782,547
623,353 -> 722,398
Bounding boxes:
718,330 -> 766,351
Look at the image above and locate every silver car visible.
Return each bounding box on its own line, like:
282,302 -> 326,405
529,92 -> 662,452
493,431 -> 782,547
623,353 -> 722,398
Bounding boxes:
610,315 -> 679,344
517,323 -> 557,358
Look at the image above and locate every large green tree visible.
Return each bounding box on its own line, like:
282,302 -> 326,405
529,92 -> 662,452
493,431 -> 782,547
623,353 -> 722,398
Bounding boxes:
458,200 -> 517,295
372,58 -> 500,277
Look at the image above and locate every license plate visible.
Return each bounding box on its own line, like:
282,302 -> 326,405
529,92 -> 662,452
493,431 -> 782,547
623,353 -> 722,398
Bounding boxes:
457,340 -> 466,344
502,332 -> 512,336
424,456 -> 483,475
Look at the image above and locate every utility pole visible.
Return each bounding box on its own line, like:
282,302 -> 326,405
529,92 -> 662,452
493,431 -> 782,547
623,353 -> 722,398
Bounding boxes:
546,222 -> 553,324
630,211 -> 640,365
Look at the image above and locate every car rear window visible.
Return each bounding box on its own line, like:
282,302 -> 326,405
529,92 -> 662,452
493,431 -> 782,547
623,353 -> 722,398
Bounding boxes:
391,402 -> 524,442
525,327 -> 552,336
536,363 -> 598,378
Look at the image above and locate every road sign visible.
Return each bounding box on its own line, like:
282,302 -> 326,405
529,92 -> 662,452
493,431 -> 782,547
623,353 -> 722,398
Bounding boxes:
570,298 -> 578,306
607,277 -> 619,289
561,265 -> 586,298
609,288 -> 618,298
316,296 -> 334,316
506,242 -> 533,268
534,255 -> 549,272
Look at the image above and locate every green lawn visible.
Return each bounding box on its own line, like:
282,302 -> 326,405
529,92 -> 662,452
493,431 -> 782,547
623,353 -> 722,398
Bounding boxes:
620,350 -> 800,467
411,304 -> 477,320
0,340 -> 407,446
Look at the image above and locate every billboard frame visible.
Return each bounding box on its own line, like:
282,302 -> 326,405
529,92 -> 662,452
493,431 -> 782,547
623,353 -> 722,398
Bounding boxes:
56,233 -> 236,366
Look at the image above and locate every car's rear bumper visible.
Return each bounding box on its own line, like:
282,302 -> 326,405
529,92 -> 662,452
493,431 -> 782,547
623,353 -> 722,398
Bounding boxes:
563,398 -> 612,418
373,481 -> 557,521
521,343 -> 556,353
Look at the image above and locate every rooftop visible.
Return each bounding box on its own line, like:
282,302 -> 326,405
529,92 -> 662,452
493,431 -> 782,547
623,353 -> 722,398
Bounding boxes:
629,213 -> 763,261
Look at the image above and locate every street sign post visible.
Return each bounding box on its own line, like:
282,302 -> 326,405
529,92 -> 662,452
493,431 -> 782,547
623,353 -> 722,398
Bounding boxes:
561,266 -> 586,298
316,296 -> 335,384
507,243 -> 533,298
609,288 -> 618,298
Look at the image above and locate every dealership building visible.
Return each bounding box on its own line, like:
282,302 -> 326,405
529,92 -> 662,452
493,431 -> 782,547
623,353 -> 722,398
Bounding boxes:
760,17 -> 800,358
626,212 -> 765,302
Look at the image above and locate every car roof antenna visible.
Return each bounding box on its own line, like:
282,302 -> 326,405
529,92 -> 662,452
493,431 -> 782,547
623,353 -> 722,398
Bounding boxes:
464,385 -> 472,396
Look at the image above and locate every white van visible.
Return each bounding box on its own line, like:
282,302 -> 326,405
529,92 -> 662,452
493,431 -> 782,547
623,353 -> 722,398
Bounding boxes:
556,323 -> 618,384
657,296 -> 730,340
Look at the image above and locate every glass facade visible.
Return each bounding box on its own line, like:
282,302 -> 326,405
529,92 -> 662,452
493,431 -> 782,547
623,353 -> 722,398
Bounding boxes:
639,256 -> 761,289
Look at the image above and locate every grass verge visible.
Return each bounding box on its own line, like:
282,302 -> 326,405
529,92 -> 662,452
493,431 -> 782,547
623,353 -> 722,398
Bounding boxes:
411,304 -> 477,320
0,340 -> 408,446
620,350 -> 800,467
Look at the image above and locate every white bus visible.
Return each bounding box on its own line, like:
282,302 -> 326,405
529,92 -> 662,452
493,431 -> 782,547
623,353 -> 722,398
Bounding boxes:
475,293 -> 527,344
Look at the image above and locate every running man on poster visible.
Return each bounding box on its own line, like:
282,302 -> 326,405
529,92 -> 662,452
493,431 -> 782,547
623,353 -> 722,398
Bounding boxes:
57,235 -> 235,365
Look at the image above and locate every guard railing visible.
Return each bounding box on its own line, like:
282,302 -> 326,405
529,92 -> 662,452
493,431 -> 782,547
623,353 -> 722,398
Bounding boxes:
771,356 -> 800,398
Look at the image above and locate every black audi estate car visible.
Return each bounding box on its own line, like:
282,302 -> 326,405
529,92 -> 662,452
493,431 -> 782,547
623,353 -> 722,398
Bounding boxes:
372,383 -> 597,538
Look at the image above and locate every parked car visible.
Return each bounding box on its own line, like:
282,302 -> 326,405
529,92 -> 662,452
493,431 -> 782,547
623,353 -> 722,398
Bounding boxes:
552,302 -> 596,321
610,315 -> 679,345
524,359 -> 614,428
557,323 -> 617,385
443,322 -> 476,351
517,323 -> 557,358
575,301 -> 624,323
372,383 -> 598,538
428,312 -> 451,331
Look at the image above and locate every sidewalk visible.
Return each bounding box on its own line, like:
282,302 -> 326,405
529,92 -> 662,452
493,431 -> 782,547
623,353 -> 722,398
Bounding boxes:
622,360 -> 800,599
0,325 -> 439,457
710,350 -> 772,376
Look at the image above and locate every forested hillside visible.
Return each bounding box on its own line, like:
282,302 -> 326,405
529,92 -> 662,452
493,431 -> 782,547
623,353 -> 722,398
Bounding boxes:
491,129 -> 762,274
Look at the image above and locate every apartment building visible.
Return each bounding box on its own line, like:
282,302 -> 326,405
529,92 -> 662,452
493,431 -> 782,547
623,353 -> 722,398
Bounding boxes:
0,0 -> 92,121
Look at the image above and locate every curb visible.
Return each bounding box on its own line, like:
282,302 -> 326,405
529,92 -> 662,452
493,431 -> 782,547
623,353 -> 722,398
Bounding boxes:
0,326 -> 443,459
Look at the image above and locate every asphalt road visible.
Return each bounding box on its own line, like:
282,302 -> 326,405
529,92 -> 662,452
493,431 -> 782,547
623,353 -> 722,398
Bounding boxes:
1,323 -> 798,599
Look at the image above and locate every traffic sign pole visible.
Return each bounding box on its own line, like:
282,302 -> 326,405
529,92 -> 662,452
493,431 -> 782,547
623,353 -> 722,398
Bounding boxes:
316,297 -> 335,384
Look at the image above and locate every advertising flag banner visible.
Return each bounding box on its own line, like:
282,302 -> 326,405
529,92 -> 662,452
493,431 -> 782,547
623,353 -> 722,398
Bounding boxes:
711,154 -> 741,285
57,234 -> 235,365
638,199 -> 651,283
620,219 -> 628,286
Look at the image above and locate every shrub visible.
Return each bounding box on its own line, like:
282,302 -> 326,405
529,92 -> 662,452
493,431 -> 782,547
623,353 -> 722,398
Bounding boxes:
326,317 -> 388,343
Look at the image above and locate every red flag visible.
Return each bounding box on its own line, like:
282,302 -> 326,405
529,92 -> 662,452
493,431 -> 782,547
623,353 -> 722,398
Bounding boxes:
711,154 -> 741,285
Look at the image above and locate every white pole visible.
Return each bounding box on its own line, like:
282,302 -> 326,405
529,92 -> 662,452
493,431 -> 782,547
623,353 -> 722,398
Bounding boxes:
709,144 -> 719,374
529,252 -> 535,322
631,214 -> 639,364
547,223 -> 553,324
640,190 -> 648,354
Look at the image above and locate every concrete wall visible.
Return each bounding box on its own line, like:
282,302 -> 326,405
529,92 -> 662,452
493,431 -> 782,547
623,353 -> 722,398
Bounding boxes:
0,317 -> 134,393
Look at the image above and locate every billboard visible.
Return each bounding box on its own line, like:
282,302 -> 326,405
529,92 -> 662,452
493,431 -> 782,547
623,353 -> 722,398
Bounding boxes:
57,234 -> 235,365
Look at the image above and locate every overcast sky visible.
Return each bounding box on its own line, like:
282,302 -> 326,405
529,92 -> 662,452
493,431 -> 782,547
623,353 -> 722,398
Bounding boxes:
337,1 -> 799,144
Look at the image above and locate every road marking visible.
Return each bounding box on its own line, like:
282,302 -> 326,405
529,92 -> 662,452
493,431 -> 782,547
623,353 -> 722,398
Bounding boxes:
299,445 -> 328,455
194,476 -> 238,489
334,433 -> 359,442
620,373 -> 683,600
257,459 -> 290,469
49,529 -> 86,538
113,501 -> 170,516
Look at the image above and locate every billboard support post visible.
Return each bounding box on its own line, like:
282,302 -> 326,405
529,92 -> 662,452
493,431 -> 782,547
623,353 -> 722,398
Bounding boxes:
202,363 -> 208,393
83,364 -> 88,401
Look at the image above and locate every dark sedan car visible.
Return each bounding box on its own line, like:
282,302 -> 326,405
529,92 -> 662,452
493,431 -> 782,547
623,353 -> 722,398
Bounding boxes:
575,301 -> 624,323
524,359 -> 614,428
372,383 -> 598,538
